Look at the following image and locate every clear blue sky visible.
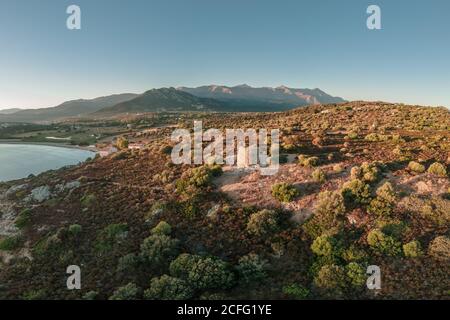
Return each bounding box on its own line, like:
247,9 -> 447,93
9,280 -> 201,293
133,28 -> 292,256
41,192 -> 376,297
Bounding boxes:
1,0 -> 449,109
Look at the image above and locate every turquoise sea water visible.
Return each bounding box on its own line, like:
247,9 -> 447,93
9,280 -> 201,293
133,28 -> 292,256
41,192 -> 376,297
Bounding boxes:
0,144 -> 95,182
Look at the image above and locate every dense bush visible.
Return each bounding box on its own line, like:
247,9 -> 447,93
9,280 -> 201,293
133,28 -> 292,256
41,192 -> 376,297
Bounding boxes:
341,179 -> 371,206
176,165 -> 222,195
303,191 -> 346,238
298,155 -> 319,167
282,283 -> 310,299
271,183 -> 299,203
140,234 -> 180,266
169,254 -> 202,279
367,229 -> 402,256
427,162 -> 447,177
403,240 -> 423,258
367,182 -> 396,217
151,221 -> 172,236
313,264 -> 347,297
246,209 -> 280,237
170,254 -> 235,290
117,253 -> 140,274
144,275 -> 193,300
408,161 -> 425,173
68,224 -> 83,236
236,253 -> 268,284
311,235 -> 335,257
95,223 -> 128,253
109,283 -> 139,300
346,262 -> 366,287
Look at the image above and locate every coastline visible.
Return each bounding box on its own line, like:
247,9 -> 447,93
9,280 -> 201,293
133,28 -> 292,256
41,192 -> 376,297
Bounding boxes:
0,139 -> 97,152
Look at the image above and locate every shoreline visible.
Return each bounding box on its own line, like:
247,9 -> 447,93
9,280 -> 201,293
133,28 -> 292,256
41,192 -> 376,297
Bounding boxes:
0,140 -> 97,152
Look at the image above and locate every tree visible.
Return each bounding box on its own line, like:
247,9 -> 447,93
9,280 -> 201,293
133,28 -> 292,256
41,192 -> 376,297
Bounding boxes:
236,253 -> 268,284
282,283 -> 310,299
144,275 -> 193,300
109,283 -> 139,300
427,162 -> 447,177
367,182 -> 396,217
271,183 -> 299,203
367,229 -> 402,256
170,254 -> 235,290
341,179 -> 371,206
151,221 -> 172,236
311,235 -> 335,257
346,262 -> 366,287
140,234 -> 180,266
403,240 -> 423,258
246,209 -> 280,237
314,264 -> 347,297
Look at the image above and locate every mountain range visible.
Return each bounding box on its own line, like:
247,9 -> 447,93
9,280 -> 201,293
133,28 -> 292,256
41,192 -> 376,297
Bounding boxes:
178,84 -> 345,111
0,85 -> 345,123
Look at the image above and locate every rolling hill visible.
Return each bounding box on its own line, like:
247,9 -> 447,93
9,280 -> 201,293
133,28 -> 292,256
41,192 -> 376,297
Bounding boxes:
94,87 -> 227,115
0,93 -> 138,123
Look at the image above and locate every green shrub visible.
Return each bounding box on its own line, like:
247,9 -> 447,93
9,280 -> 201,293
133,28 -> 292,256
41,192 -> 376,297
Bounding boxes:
367,182 -> 396,217
341,179 -> 371,206
117,253 -> 140,274
271,183 -> 299,203
427,162 -> 447,177
303,191 -> 346,238
236,253 -> 268,284
15,209 -> 32,229
311,169 -> 326,183
140,234 -> 180,266
170,254 -> 234,290
367,229 -> 402,256
68,224 -> 82,235
169,253 -> 202,279
408,161 -> 425,173
313,264 -> 347,297
311,235 -> 335,257
342,245 -> 368,263
246,209 -> 280,237
176,165 -> 222,195
144,275 -> 193,300
109,283 -> 139,300
298,155 -> 319,167
0,236 -> 23,251
403,240 -> 423,258
346,262 -> 366,286
83,291 -> 98,300
187,257 -> 235,290
282,283 -> 310,299
151,221 -> 172,236
95,223 -> 128,252
82,291 -> 99,300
